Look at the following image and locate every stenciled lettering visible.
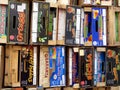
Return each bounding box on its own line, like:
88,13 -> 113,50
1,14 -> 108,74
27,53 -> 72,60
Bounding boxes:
44,52 -> 49,77
86,53 -> 92,80
28,48 -> 34,83
17,12 -> 25,42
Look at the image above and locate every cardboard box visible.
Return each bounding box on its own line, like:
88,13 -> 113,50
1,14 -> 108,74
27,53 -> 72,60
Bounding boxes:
21,46 -> 37,86
31,1 -> 50,45
39,46 -> 50,87
4,45 -> 22,87
108,7 -> 120,46
48,7 -> 58,45
8,1 -> 29,44
66,47 -> 79,87
65,5 -> 81,45
83,7 -> 92,46
92,7 -> 107,46
49,46 -> 66,87
0,5 -> 7,43
57,9 -> 66,45
94,47 -> 106,86
0,46 -> 4,89
106,47 -> 120,86
79,47 -> 93,88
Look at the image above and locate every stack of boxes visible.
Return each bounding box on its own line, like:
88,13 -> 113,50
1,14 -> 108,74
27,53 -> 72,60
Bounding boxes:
1,0 -> 120,90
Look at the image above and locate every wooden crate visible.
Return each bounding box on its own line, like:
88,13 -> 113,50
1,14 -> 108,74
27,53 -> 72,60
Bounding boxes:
21,46 -> 38,87
65,5 -> 82,45
4,45 -> 22,87
66,47 -> 79,87
57,7 -> 66,45
106,47 -> 120,86
30,1 -> 50,45
8,0 -> 29,44
39,46 -> 50,87
94,47 -> 106,87
83,7 -> 92,46
0,46 -> 4,89
108,7 -> 120,46
0,5 -> 7,43
79,47 -> 94,88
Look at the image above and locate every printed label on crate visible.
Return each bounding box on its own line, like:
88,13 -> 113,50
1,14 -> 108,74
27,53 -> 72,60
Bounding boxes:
84,12 -> 92,46
68,48 -> 79,86
79,48 -> 93,87
32,2 -> 49,44
92,8 -> 107,46
49,46 -> 66,87
21,46 -> 37,86
39,46 -> 50,87
65,6 -> 81,45
0,5 -> 7,43
94,49 -> 106,86
8,2 -> 29,44
106,48 -> 120,86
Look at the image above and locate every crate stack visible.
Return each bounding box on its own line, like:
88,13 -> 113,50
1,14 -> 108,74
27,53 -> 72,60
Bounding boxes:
1,0 -> 120,90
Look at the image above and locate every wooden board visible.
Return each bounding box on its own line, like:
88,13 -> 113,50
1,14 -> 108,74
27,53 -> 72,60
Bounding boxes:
57,9 -> 66,45
0,46 -> 4,89
108,7 -> 120,46
4,45 -> 22,87
101,0 -> 112,6
39,46 -> 50,87
0,0 -> 8,4
0,5 -> 7,43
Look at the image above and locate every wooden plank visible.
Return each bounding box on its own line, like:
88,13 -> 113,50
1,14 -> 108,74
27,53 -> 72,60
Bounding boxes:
57,0 -> 70,5
45,88 -> 61,90
57,9 -> 66,45
101,0 -> 112,6
39,46 -> 50,87
64,87 -> 79,90
0,0 -> 8,4
0,5 -> 7,44
0,46 -> 4,89
108,7 -> 120,46
4,45 -> 21,87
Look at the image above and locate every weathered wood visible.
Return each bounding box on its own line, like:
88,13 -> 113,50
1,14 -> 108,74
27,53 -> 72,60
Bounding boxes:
0,46 -> 4,89
108,7 -> 120,46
